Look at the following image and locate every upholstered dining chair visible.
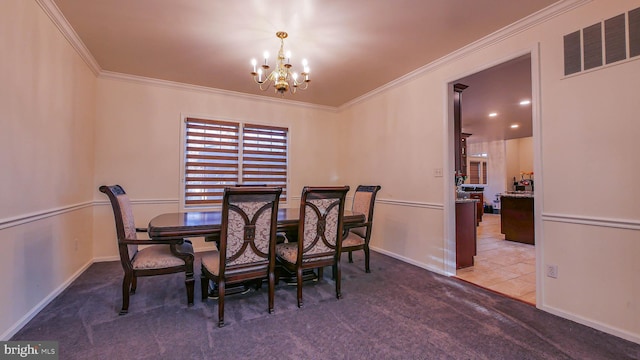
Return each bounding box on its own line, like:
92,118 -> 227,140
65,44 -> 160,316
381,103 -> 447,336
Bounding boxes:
341,185 -> 382,273
200,186 -> 282,327
99,185 -> 194,315
275,186 -> 349,308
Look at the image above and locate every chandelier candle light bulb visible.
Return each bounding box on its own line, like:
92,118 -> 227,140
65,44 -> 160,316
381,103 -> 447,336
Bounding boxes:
250,31 -> 311,95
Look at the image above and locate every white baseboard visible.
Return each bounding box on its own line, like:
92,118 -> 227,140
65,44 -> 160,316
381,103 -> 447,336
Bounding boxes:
93,255 -> 120,263
370,245 -> 447,276
540,304 -> 640,345
1,259 -> 94,341
372,245 -> 640,345
3,244 -> 219,341
6,245 -> 637,346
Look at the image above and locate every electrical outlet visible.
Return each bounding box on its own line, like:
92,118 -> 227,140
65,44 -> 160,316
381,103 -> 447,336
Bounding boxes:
433,168 -> 443,177
546,264 -> 558,278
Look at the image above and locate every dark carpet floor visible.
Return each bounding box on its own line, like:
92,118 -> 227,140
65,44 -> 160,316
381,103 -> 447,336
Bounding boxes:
11,251 -> 640,359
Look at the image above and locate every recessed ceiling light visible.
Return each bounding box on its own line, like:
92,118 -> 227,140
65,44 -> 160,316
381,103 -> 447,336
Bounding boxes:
488,112 -> 498,117
510,124 -> 519,128
520,100 -> 531,105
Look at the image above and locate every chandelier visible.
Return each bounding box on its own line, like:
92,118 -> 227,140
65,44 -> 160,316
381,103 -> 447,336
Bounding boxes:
250,31 -> 310,95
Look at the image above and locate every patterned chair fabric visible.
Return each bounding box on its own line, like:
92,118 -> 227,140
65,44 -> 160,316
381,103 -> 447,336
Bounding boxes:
350,190 -> 373,237
341,185 -> 381,273
115,193 -> 138,261
275,186 -> 349,308
99,185 -> 195,315
200,186 -> 282,327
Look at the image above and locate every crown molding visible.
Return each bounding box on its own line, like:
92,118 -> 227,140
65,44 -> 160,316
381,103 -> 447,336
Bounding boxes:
35,0 -> 102,76
37,0 -> 590,111
338,0 -> 592,110
99,71 -> 338,112
35,0 -> 336,112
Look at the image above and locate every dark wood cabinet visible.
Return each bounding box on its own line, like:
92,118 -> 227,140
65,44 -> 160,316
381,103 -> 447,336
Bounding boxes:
456,200 -> 477,269
500,195 -> 534,245
468,192 -> 483,225
460,132 -> 471,177
453,83 -> 469,177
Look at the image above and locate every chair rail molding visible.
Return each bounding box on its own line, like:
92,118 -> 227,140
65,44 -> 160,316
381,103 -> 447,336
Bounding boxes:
541,212 -> 640,231
0,201 -> 94,231
376,198 -> 443,210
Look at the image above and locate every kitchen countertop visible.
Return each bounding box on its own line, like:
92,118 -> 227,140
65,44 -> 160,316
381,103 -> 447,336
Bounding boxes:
456,198 -> 479,203
500,191 -> 534,198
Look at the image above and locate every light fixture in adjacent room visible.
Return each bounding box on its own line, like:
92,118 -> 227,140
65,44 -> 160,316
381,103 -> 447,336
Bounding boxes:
489,112 -> 498,117
520,99 -> 531,105
511,124 -> 520,128
250,31 -> 310,95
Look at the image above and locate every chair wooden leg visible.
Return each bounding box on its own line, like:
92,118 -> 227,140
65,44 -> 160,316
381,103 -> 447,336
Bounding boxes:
200,274 -> 209,301
364,245 -> 371,273
120,273 -> 132,315
186,276 -> 195,306
218,280 -> 225,327
348,251 -> 354,263
130,275 -> 137,294
268,270 -> 275,314
317,267 -> 324,281
296,267 -> 303,308
335,261 -> 342,300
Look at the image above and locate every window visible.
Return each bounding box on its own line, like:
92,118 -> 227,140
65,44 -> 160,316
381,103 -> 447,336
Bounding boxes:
469,160 -> 487,185
183,117 -> 288,207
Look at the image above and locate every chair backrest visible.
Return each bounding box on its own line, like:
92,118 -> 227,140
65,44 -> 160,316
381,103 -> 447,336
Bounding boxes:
99,185 -> 139,263
219,186 -> 282,275
350,185 -> 381,237
297,186 -> 350,262
351,185 -> 382,223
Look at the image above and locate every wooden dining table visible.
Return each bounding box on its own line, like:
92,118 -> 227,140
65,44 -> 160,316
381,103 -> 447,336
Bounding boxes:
147,208 -> 366,294
147,207 -> 366,242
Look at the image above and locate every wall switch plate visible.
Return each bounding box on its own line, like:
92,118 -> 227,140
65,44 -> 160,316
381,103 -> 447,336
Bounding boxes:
433,168 -> 443,177
546,264 -> 558,278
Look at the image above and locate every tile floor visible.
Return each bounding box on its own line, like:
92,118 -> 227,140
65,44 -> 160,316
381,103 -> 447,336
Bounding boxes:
455,213 -> 536,305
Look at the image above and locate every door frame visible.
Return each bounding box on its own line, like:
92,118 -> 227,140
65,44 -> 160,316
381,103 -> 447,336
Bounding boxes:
443,44 -> 544,307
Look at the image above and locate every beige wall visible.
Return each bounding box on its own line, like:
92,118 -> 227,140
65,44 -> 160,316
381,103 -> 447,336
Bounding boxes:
3,0 -> 639,345
468,140 -> 507,206
0,0 -> 96,338
338,0 -> 640,343
505,137 -> 534,189
92,77 -> 343,257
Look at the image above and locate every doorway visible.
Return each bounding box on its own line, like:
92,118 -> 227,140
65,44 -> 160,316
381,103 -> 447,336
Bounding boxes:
447,52 -> 539,305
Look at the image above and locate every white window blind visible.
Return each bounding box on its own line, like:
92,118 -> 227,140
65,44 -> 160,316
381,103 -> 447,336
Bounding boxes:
242,123 -> 288,201
183,118 -> 288,206
184,118 -> 240,206
470,160 -> 487,185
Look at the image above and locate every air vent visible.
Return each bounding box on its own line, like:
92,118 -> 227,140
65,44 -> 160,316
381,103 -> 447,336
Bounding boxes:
563,31 -> 581,76
630,7 -> 640,57
605,14 -> 626,64
563,6 -> 640,76
583,23 -> 602,70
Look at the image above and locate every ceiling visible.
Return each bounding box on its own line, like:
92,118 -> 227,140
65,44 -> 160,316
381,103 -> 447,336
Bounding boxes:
51,0 -> 557,110
49,1 -> 544,144
456,54 -> 533,144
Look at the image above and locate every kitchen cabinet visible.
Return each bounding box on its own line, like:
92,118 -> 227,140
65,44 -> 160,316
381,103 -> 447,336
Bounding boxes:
500,194 -> 534,245
460,132 -> 471,177
456,200 -> 477,269
468,191 -> 483,225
